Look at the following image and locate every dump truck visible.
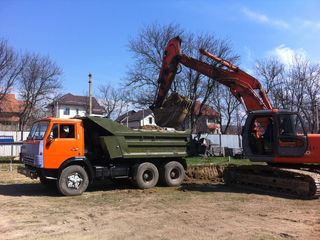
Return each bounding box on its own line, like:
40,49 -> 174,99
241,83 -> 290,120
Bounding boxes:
18,116 -> 189,196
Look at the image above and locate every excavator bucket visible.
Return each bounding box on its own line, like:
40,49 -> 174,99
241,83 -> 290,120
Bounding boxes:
152,92 -> 193,128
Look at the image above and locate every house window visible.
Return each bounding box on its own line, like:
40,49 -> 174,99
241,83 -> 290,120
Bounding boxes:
149,117 -> 153,124
64,108 -> 70,115
207,118 -> 217,124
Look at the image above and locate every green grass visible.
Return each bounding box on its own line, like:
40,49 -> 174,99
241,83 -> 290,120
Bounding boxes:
0,156 -> 19,163
186,156 -> 265,166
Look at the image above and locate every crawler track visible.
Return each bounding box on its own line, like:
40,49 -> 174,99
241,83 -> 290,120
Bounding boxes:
223,165 -> 320,199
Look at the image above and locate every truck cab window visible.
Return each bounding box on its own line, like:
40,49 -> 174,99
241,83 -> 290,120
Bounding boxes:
59,124 -> 75,138
50,124 -> 59,139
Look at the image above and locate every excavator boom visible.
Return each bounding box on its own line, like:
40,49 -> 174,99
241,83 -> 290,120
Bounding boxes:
151,36 -> 272,127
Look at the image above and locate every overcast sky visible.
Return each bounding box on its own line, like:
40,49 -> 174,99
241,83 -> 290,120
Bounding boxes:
1,0 -> 320,95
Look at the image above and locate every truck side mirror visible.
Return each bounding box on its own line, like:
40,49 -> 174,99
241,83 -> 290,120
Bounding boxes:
47,133 -> 55,143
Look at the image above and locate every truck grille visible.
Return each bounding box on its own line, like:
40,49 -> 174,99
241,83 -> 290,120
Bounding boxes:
22,156 -> 35,167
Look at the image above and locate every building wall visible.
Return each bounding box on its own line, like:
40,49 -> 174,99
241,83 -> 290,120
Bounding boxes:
126,114 -> 156,129
140,114 -> 156,127
57,105 -> 87,118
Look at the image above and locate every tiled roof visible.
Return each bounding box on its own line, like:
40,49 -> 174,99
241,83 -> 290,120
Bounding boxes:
116,110 -> 136,122
49,93 -> 105,114
115,109 -> 153,123
128,109 -> 153,122
0,94 -> 24,114
193,101 -> 219,117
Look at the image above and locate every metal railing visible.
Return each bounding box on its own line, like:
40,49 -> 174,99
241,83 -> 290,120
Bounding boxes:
0,142 -> 23,171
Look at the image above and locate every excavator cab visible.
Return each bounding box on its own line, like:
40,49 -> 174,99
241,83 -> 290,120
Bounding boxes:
242,110 -> 308,162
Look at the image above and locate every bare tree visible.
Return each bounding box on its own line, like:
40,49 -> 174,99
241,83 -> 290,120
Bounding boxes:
256,55 -> 320,133
209,83 -> 242,134
98,84 -> 129,120
0,39 -> 24,104
126,23 -> 238,132
18,53 -> 62,134
126,23 -> 184,106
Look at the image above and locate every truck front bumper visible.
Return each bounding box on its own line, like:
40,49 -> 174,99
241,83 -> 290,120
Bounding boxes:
17,166 -> 38,179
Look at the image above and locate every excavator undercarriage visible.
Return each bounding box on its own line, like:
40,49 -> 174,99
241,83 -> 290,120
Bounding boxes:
223,165 -> 320,199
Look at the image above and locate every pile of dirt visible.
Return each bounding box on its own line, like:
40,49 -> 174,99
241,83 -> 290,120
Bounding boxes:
141,125 -> 165,130
186,165 -> 225,181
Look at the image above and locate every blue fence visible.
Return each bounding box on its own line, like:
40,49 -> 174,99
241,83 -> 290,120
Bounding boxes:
0,136 -> 14,143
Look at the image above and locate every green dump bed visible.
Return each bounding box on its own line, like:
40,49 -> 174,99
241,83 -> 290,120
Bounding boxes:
86,117 -> 189,160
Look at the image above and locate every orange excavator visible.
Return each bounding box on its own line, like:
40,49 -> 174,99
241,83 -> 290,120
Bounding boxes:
150,36 -> 320,198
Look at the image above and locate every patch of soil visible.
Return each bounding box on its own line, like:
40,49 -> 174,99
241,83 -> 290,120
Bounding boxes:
1,169 -> 320,240
186,165 -> 224,181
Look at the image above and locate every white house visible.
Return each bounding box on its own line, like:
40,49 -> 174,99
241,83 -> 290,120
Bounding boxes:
47,93 -> 105,118
116,109 -> 156,129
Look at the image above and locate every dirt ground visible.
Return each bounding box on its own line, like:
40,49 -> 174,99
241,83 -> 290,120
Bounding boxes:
0,168 -> 320,240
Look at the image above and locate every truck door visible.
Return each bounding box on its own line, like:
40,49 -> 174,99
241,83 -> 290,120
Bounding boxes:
44,123 -> 82,169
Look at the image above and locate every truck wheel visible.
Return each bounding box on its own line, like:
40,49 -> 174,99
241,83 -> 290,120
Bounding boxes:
40,176 -> 57,190
161,161 -> 185,187
134,162 -> 159,189
57,165 -> 89,196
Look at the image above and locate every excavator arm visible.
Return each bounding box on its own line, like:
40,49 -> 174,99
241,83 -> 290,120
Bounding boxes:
151,36 -> 272,127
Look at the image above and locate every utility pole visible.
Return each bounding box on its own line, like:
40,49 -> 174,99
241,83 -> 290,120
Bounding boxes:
126,104 -> 129,127
142,109 -> 144,127
316,100 -> 319,133
88,73 -> 93,115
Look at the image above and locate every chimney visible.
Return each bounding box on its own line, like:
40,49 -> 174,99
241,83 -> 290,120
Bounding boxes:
88,73 -> 92,115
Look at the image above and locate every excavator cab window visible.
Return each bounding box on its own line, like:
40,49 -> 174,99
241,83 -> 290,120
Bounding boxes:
244,112 -> 308,159
276,113 -> 308,157
247,116 -> 275,156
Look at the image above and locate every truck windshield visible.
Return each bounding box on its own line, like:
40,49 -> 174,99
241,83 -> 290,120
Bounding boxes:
27,121 -> 49,140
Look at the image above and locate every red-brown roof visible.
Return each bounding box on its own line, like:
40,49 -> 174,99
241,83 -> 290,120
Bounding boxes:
0,94 -> 24,113
0,94 -> 24,123
193,101 -> 219,117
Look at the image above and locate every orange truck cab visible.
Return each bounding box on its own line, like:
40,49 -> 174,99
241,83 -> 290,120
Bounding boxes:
18,117 -> 189,196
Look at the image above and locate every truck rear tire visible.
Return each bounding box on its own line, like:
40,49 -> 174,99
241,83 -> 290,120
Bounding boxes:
161,161 -> 185,187
57,165 -> 89,196
134,162 -> 159,189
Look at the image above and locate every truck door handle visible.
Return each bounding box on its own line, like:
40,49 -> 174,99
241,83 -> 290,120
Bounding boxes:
72,148 -> 79,151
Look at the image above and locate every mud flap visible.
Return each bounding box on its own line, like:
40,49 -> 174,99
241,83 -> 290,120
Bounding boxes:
152,93 -> 192,128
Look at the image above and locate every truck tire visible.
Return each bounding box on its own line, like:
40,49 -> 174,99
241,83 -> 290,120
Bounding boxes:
161,161 -> 185,187
134,162 -> 159,189
57,165 -> 89,196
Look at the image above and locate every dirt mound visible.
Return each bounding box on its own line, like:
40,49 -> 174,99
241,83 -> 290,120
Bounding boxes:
141,125 -> 165,130
186,165 -> 225,181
